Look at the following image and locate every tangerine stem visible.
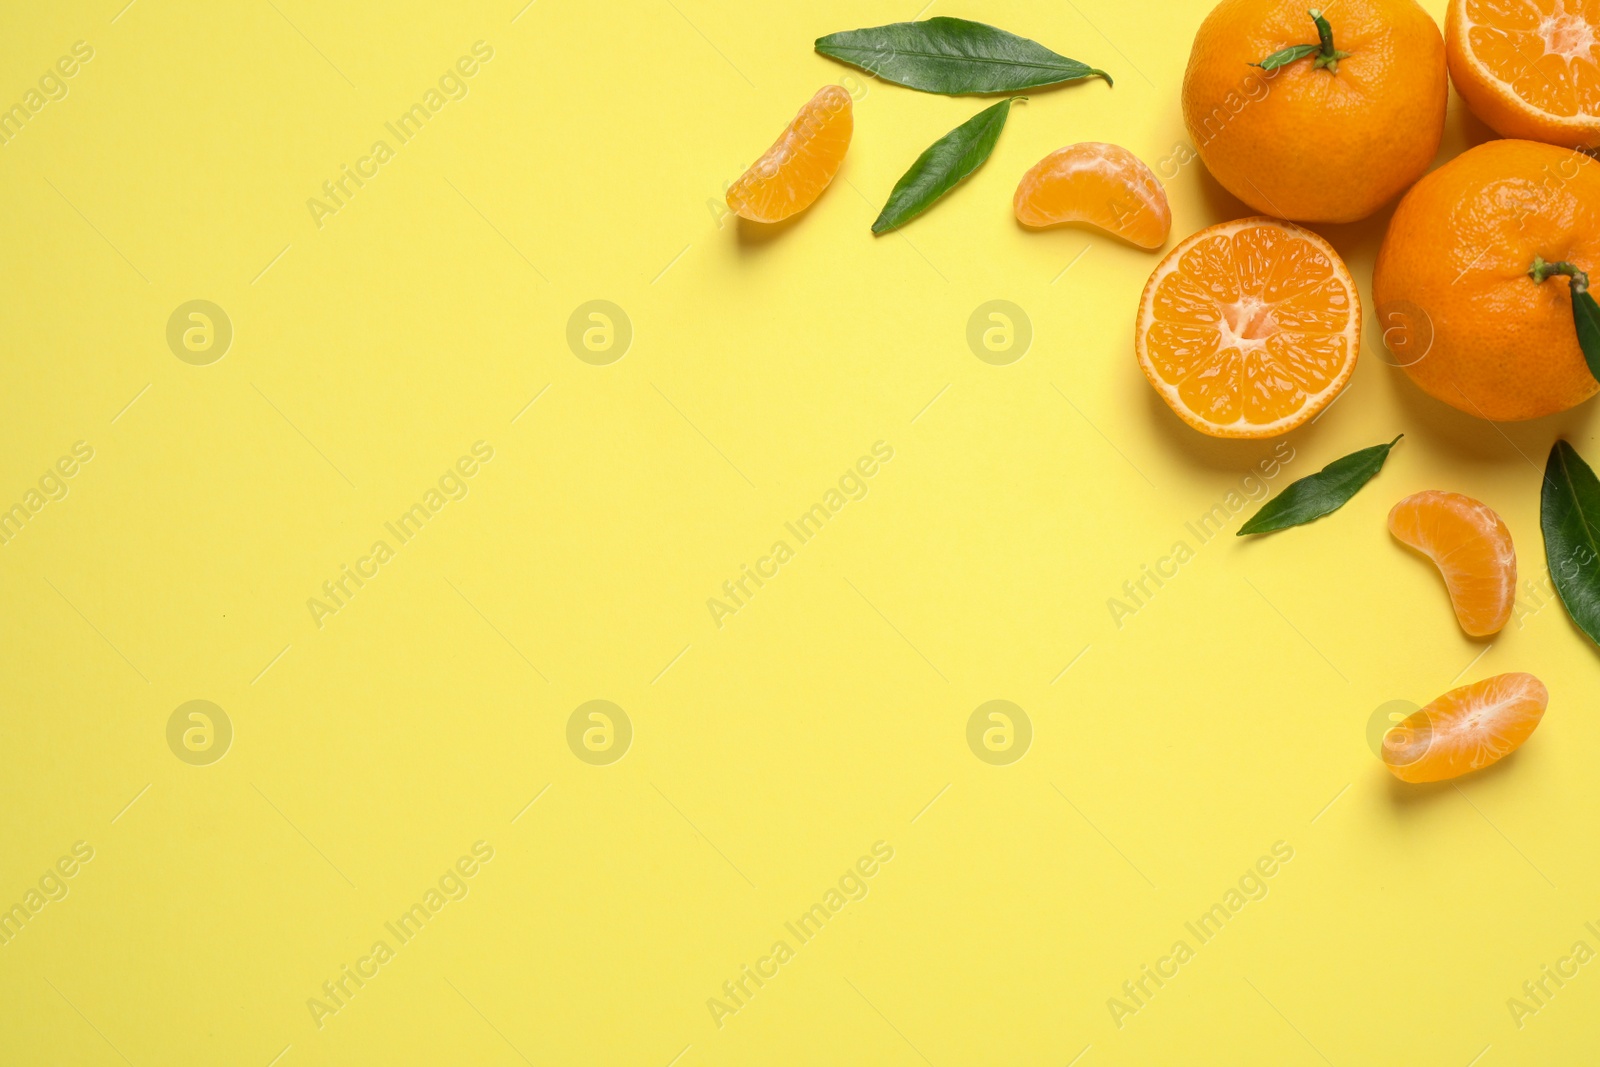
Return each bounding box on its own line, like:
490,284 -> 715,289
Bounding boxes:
1531,256 -> 1591,296
1309,9 -> 1350,72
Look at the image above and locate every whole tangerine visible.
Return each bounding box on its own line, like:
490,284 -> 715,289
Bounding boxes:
1182,0 -> 1447,223
1372,139 -> 1600,421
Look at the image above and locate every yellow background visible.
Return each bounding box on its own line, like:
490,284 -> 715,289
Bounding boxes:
3,0 -> 1597,1063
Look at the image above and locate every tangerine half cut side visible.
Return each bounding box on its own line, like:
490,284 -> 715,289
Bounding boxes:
726,85 -> 853,224
1388,490 -> 1517,636
1135,218 -> 1361,438
1446,0 -> 1600,148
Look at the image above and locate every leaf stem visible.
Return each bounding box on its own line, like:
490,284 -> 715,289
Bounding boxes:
1253,9 -> 1350,72
1530,255 -> 1591,296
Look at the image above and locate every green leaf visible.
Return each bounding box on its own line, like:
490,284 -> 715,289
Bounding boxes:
815,17 -> 1110,95
1574,290 -> 1600,381
1252,43 -> 1320,71
1541,440 -> 1600,648
872,97 -> 1018,234
1237,435 -> 1403,536
1529,257 -> 1600,383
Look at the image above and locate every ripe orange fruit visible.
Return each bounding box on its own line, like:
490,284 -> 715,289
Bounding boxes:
1446,0 -> 1600,149
1135,217 -> 1360,438
1182,0 -> 1447,223
1382,672 -> 1548,783
1372,139 -> 1600,421
1388,491 -> 1517,636
1012,143 -> 1171,249
726,85 -> 853,223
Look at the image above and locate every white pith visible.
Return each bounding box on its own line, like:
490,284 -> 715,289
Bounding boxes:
1543,9 -> 1596,61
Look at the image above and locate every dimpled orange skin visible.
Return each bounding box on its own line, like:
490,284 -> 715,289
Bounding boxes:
1182,0 -> 1447,223
1446,0 -> 1600,150
1372,139 -> 1600,421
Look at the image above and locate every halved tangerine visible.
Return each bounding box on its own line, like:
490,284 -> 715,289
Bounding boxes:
1383,672 -> 1548,783
726,85 -> 852,223
1013,142 -> 1171,249
1388,491 -> 1516,636
1134,218 -> 1361,438
1446,0 -> 1600,149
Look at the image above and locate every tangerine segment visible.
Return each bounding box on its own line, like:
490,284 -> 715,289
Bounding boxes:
1013,143 -> 1171,249
1134,218 -> 1360,438
1447,0 -> 1600,148
726,85 -> 853,223
1383,672 -> 1548,783
1388,491 -> 1516,636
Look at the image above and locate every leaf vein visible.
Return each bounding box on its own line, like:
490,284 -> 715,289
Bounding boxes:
823,46 -> 1087,75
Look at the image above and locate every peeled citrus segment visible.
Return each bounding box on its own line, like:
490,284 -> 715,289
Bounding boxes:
1383,672 -> 1548,783
1447,0 -> 1600,148
1013,142 -> 1171,249
1134,217 -> 1360,438
1388,491 -> 1516,636
726,85 -> 852,223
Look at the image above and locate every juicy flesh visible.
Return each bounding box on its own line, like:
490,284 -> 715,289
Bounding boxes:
1464,0 -> 1600,118
1143,222 -> 1357,431
1013,143 -> 1171,249
1383,672 -> 1548,783
1388,491 -> 1517,636
726,85 -> 852,223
